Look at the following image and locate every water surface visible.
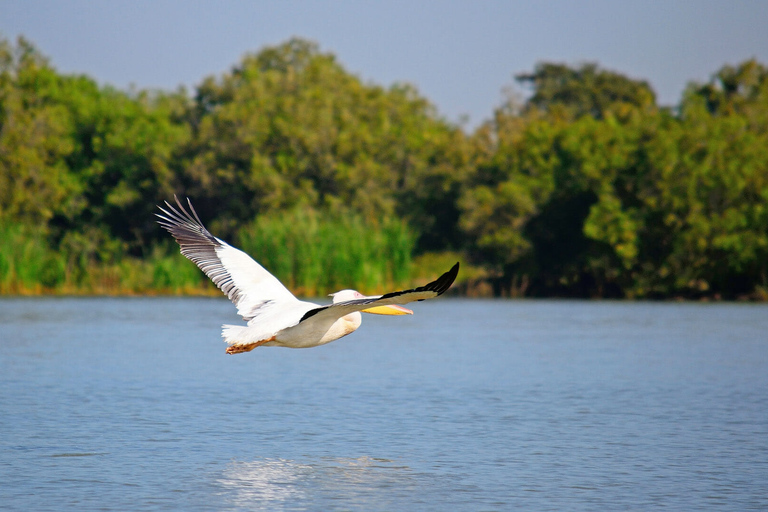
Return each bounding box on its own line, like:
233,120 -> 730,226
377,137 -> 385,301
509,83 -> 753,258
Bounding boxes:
1,298 -> 767,510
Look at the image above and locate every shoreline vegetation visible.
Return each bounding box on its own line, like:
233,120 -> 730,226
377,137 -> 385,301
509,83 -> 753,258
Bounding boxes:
2,36 -> 768,300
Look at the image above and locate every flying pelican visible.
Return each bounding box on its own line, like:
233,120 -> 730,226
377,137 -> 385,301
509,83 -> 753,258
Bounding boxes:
156,197 -> 459,353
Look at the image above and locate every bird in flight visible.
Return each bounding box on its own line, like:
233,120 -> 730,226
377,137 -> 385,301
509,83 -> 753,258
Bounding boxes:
157,197 -> 459,353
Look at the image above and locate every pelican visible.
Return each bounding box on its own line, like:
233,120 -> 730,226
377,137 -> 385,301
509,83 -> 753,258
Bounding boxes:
156,197 -> 459,353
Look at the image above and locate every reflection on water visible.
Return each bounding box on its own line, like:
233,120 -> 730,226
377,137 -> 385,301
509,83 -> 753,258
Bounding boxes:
218,456 -> 414,510
219,458 -> 312,506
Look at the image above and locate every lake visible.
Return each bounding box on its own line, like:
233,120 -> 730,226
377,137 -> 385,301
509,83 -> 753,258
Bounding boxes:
1,297 -> 767,511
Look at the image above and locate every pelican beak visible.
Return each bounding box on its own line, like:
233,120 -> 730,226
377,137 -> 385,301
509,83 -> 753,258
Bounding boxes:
361,304 -> 413,315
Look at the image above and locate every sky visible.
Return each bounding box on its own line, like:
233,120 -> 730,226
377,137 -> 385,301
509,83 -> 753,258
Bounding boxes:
2,0 -> 768,129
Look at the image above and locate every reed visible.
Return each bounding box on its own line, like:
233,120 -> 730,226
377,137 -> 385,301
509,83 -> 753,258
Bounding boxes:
236,210 -> 415,296
0,223 -> 203,295
0,223 -> 66,293
0,212 -> 415,296
74,250 -> 210,295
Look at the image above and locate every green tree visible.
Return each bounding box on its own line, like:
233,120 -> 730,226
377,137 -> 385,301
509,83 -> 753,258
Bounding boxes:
460,93 -> 647,296
630,68 -> 768,297
516,62 -> 657,120
0,37 -> 78,224
0,36 -> 191,285
689,59 -> 768,122
59,85 -> 190,256
182,38 -> 470,252
460,106 -> 559,281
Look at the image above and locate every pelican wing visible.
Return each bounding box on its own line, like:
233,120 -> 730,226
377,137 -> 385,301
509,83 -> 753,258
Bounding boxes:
156,197 -> 299,320
299,262 -> 459,325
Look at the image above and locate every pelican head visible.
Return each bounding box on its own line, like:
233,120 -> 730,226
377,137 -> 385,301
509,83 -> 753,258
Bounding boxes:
330,289 -> 413,315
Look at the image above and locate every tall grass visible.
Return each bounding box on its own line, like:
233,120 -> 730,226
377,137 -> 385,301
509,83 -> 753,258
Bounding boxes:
236,210 -> 415,296
0,222 -> 210,295
0,212 -> 415,296
0,223 -> 66,293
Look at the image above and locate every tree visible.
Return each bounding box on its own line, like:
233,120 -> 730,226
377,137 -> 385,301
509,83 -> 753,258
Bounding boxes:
183,38 -> 470,252
631,65 -> 768,297
516,62 -> 657,120
688,59 -> 768,119
0,35 -> 191,272
0,37 -> 78,224
60,86 -> 191,255
460,108 -> 558,269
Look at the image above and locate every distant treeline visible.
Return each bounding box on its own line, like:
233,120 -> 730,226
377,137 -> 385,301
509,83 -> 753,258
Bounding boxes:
1,36 -> 767,298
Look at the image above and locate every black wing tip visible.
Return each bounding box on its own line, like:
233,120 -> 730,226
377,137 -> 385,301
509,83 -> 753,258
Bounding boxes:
377,262 -> 460,302
427,262 -> 460,297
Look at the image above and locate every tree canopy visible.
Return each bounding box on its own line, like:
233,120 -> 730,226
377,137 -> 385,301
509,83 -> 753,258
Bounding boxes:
460,60 -> 768,298
1,36 -> 767,299
515,62 -> 657,119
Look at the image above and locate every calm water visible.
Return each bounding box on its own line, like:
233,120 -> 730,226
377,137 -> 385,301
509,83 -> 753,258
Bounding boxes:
1,297 -> 767,511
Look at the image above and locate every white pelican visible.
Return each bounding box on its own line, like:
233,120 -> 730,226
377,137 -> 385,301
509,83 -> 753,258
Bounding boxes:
156,197 -> 459,353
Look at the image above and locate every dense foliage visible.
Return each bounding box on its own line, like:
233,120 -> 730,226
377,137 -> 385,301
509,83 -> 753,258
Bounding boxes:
1,36 -> 767,298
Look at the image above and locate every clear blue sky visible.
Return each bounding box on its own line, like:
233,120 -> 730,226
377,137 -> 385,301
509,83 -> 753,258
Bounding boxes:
2,0 -> 767,128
